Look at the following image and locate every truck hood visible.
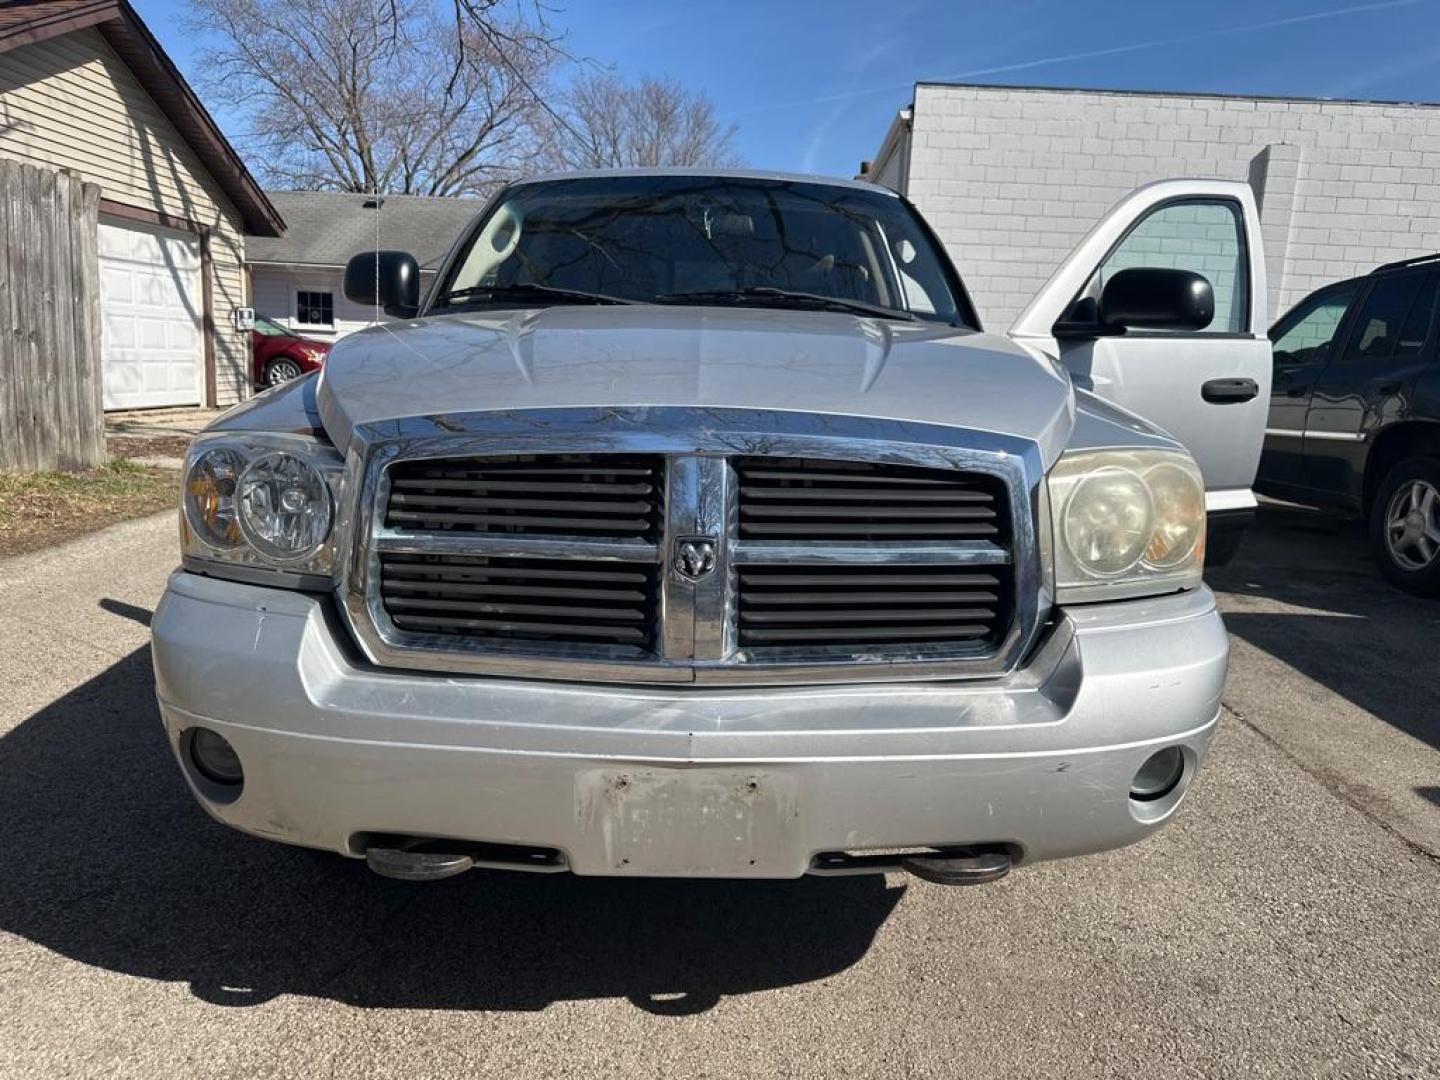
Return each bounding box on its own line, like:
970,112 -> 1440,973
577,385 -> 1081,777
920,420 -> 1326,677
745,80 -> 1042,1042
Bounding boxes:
315,306 -> 1077,461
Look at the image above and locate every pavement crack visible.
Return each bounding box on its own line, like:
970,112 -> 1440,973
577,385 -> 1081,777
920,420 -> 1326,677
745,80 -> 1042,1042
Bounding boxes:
1220,700 -> 1440,871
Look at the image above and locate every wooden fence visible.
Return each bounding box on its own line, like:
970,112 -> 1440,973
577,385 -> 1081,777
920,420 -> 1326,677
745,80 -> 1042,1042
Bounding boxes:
0,158 -> 104,472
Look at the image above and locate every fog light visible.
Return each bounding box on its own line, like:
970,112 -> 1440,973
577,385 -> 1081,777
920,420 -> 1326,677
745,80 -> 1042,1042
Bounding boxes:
1131,746 -> 1184,801
189,727 -> 243,785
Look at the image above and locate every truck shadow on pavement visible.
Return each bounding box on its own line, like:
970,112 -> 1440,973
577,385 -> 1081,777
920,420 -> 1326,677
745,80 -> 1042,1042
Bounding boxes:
0,645 -> 904,1015
1207,503 -> 1440,754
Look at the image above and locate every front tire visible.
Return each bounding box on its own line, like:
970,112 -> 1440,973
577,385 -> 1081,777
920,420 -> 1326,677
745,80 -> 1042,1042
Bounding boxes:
263,357 -> 303,388
1369,455 -> 1440,596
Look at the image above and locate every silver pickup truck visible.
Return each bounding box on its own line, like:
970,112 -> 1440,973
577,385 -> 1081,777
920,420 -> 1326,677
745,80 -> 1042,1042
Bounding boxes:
153,169 -> 1270,886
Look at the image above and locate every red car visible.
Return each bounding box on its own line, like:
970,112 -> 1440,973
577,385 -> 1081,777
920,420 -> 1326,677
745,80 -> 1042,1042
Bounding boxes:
251,318 -> 330,389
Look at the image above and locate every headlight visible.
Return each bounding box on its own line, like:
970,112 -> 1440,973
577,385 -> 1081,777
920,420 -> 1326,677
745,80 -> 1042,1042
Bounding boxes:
180,433 -> 344,585
236,452 -> 332,560
1048,448 -> 1205,602
183,447 -> 246,549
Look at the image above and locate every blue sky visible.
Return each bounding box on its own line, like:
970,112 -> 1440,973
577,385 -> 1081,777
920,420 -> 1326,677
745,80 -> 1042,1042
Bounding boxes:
134,0 -> 1440,179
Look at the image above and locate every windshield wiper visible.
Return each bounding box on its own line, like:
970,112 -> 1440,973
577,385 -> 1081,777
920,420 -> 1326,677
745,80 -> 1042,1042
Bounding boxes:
440,283 -> 640,307
654,287 -> 914,321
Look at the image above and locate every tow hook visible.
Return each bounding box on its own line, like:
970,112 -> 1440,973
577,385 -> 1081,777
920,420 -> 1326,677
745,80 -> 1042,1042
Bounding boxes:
900,848 -> 1012,886
365,846 -> 476,882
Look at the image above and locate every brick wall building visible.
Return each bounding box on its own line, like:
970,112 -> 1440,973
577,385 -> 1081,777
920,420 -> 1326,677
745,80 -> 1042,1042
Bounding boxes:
863,82 -> 1440,329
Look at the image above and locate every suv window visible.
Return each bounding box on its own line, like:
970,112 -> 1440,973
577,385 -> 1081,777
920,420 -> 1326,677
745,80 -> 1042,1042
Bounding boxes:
1092,199 -> 1248,333
1342,272 -> 1434,363
1271,285 -> 1358,366
1394,274 -> 1438,358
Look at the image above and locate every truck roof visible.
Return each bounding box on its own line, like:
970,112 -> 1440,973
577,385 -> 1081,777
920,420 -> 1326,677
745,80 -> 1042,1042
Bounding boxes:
516,166 -> 897,196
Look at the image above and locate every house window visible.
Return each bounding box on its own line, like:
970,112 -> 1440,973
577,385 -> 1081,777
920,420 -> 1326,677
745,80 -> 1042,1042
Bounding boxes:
296,290 -> 334,328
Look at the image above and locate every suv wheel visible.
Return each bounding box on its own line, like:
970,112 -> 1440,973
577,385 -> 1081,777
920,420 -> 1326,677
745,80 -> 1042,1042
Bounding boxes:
1370,455 -> 1440,595
264,358 -> 303,387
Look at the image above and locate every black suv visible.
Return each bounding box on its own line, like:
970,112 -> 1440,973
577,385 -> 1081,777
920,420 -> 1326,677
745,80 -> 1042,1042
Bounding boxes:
1257,254 -> 1440,594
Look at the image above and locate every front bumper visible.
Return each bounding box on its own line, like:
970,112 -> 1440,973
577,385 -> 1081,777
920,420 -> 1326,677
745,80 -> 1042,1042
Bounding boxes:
152,572 -> 1227,879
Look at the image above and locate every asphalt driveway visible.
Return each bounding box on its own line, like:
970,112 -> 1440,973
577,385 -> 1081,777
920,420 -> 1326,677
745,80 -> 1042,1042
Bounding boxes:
1,507 -> 1437,1078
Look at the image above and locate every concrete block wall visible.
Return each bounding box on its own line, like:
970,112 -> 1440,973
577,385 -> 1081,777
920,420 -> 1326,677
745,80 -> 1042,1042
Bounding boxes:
897,83 -> 1440,330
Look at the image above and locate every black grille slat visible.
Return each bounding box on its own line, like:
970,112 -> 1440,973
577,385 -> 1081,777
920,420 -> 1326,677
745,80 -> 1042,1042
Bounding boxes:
395,465 -> 657,478
737,572 -> 1001,588
380,553 -> 657,652
388,601 -> 648,624
740,521 -> 998,538
381,578 -> 647,602
385,455 -> 663,539
737,590 -> 999,606
392,479 -> 655,495
742,503 -> 995,520
383,563 -> 648,584
390,615 -> 648,644
741,487 -> 993,503
390,493 -> 655,514
388,510 -> 654,532
741,607 -> 997,625
743,624 -> 994,644
733,457 -> 1006,543
739,469 -> 962,485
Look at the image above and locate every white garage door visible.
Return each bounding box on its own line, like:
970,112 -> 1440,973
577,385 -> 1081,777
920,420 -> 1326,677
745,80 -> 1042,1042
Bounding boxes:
99,219 -> 204,410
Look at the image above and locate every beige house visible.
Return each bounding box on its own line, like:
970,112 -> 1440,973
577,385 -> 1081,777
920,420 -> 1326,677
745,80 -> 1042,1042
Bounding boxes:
0,0 -> 283,410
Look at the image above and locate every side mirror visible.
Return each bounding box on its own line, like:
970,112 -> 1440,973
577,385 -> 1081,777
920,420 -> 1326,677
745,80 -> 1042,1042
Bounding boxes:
344,250 -> 421,318
1098,267 -> 1214,332
1054,267 -> 1215,339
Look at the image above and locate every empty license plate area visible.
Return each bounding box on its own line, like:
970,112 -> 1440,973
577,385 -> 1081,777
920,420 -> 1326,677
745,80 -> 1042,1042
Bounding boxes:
574,768 -> 801,876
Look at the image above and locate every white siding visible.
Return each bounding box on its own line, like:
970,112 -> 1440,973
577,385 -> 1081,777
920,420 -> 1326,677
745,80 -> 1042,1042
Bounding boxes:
0,29 -> 252,405
251,266 -> 438,340
889,84 -> 1440,329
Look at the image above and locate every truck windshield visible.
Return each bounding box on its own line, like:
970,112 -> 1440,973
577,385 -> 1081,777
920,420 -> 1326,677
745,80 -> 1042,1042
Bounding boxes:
433,175 -> 967,324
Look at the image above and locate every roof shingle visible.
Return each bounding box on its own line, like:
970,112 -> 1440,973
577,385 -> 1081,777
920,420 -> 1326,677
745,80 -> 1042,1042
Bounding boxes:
246,190 -> 481,271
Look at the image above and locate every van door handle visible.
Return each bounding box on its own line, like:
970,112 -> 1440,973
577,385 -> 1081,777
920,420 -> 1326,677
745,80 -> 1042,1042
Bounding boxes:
1202,377 -> 1260,403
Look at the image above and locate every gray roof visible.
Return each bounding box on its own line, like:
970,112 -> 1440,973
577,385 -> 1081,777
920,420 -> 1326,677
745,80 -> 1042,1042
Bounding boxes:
246,191 -> 482,271
519,166 -> 895,195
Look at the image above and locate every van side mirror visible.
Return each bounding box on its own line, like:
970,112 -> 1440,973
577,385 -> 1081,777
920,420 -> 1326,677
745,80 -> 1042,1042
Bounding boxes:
344,250 -> 421,318
1054,267 -> 1215,339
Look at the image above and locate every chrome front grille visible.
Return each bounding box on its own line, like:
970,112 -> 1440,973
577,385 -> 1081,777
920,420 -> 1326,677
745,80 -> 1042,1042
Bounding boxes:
342,410 -> 1044,685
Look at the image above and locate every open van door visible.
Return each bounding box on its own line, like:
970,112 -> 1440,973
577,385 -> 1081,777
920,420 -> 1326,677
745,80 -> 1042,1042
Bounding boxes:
1009,179 -> 1271,563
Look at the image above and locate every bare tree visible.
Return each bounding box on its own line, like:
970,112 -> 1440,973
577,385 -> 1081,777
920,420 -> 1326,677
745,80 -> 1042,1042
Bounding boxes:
543,72 -> 742,171
189,0 -> 557,195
